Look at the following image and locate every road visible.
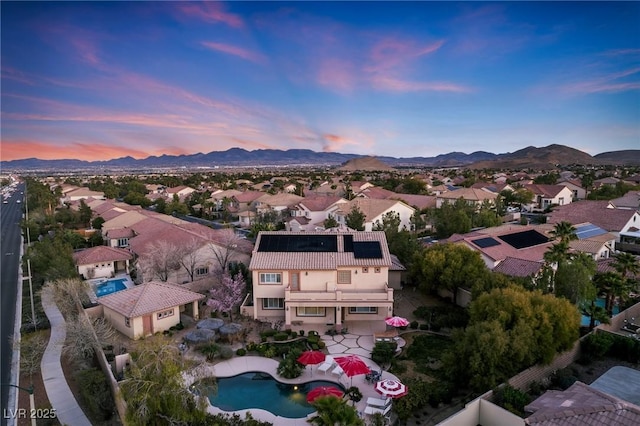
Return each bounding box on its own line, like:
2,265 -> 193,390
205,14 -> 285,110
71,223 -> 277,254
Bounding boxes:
1,182 -> 25,424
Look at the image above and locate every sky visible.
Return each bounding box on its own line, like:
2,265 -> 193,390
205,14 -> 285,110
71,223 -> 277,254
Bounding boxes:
1,1 -> 639,162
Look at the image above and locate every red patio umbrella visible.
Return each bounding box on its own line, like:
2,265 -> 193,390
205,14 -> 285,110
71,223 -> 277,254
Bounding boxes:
334,355 -> 370,385
385,316 -> 410,328
375,379 -> 408,398
297,350 -> 326,375
306,386 -> 344,403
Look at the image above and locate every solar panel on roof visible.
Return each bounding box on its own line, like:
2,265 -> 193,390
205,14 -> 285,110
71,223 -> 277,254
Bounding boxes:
353,241 -> 383,259
575,224 -> 607,240
258,234 -> 337,252
343,234 -> 354,252
498,230 -> 549,249
472,237 -> 501,248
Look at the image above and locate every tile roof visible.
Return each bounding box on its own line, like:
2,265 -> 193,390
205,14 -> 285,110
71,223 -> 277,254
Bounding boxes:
249,231 -> 392,270
297,196 -> 346,211
493,257 -> 544,277
438,187 -> 497,201
358,187 -> 398,199
337,198 -> 414,221
610,191 -> 640,210
547,201 -> 638,231
234,191 -> 265,203
105,228 -> 135,239
389,254 -> 406,271
523,184 -> 569,198
98,281 -> 204,318
390,194 -> 436,210
255,192 -> 304,207
72,246 -> 133,265
525,381 -> 640,426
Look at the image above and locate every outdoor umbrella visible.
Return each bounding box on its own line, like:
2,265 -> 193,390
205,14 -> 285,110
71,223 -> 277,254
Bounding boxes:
375,379 -> 408,398
334,355 -> 371,385
306,386 -> 344,403
385,316 -> 410,328
297,350 -> 326,375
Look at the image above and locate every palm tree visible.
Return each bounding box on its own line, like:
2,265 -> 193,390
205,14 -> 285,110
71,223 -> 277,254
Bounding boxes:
550,221 -> 578,245
544,241 -> 570,266
581,300 -> 610,330
594,272 -> 630,315
612,251 -> 640,281
307,395 -> 365,426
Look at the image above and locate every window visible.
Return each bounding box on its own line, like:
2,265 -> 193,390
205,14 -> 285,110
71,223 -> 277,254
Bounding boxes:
259,273 -> 282,284
362,267 -> 369,273
337,270 -> 351,284
297,307 -> 325,317
196,267 -> 209,276
157,309 -> 174,319
124,317 -> 130,327
349,307 -> 377,314
118,238 -> 129,247
374,267 -> 381,273
262,298 -> 284,310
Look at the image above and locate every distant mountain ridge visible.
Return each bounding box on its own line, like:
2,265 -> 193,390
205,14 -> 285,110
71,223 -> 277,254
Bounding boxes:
2,145 -> 639,170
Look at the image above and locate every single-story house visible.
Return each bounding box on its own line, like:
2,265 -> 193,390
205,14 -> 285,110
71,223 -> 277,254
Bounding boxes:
72,246 -> 133,280
99,281 -> 204,339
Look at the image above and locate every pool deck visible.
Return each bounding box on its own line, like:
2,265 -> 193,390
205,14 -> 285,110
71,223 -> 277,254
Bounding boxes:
185,322 -> 405,425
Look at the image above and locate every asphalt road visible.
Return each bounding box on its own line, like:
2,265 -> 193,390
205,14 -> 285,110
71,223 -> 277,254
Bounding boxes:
1,182 -> 24,423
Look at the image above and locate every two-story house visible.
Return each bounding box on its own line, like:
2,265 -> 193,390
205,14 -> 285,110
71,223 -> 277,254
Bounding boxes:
248,231 -> 394,331
334,198 -> 415,231
522,184 -> 574,211
286,196 -> 348,232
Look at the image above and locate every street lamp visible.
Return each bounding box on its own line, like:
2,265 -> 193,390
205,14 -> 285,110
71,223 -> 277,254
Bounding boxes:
1,383 -> 36,426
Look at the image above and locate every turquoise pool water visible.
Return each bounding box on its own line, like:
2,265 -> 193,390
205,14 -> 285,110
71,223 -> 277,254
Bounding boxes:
203,372 -> 345,418
95,278 -> 127,297
581,298 -> 620,327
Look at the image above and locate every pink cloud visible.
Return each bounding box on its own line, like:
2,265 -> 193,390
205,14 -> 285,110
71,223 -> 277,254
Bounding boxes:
69,37 -> 101,65
316,58 -> 357,92
366,39 -> 445,73
563,67 -> 640,94
370,75 -> 472,93
1,67 -> 35,86
201,41 -> 266,64
176,2 -> 244,29
1,139 -> 150,161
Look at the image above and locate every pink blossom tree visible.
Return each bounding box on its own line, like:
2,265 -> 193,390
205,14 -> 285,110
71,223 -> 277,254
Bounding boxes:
206,272 -> 245,322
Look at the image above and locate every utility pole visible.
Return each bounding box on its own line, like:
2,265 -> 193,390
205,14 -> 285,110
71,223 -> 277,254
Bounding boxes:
0,383 -> 36,426
25,260 -> 36,331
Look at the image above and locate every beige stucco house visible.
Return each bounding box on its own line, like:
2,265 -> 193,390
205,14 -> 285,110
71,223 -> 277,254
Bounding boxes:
99,281 -> 204,339
248,231 -> 394,331
72,246 -> 133,280
334,198 -> 415,232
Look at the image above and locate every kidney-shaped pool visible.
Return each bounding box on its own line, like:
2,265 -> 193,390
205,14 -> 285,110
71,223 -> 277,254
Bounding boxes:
197,371 -> 345,418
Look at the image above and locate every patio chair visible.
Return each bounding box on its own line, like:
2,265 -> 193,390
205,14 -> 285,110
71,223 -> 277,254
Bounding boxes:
317,356 -> 335,374
366,396 -> 391,407
331,365 -> 344,378
364,403 -> 392,417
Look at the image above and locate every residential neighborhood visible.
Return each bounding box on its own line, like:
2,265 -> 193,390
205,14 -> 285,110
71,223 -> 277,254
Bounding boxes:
5,160 -> 640,426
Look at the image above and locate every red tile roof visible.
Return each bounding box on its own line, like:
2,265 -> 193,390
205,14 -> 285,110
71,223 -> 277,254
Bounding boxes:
523,184 -> 568,198
493,257 -> 544,277
298,196 -> 345,211
547,201 -> 638,231
98,281 -> 204,318
72,246 -> 133,265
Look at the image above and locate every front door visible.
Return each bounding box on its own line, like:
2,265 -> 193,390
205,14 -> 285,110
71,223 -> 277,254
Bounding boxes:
142,315 -> 153,336
291,272 -> 300,291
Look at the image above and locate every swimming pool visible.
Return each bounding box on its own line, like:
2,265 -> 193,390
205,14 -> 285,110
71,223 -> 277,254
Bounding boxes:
581,298 -> 620,327
94,278 -> 128,297
201,372 -> 345,418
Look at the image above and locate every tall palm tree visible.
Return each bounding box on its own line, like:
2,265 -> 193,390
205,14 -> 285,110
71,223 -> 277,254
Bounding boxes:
581,300 -> 610,330
594,271 -> 630,314
612,252 -> 640,281
307,395 -> 365,426
550,221 -> 578,245
544,241 -> 570,265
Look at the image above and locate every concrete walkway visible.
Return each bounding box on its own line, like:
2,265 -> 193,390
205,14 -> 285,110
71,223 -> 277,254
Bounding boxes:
40,287 -> 92,426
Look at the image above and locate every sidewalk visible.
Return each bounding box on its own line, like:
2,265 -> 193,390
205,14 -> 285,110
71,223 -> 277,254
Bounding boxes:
40,287 -> 92,426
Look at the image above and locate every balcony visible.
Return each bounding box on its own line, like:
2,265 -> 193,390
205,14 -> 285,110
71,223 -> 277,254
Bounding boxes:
284,284 -> 393,303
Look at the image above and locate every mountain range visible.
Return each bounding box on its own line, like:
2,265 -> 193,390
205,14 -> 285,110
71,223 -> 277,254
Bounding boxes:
2,145 -> 639,171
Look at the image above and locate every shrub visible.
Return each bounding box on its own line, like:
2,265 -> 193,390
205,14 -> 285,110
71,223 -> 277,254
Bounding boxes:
175,322 -> 184,330
419,323 -> 429,330
494,385 -> 531,416
551,367 -> 578,390
246,342 -> 257,352
264,346 -> 277,358
219,346 -> 234,360
261,329 -> 278,338
76,368 -> 114,421
308,330 -> 318,336
317,341 -> 326,349
236,348 -> 246,356
581,332 -> 614,358
198,343 -> 219,361
410,320 -> 419,329
299,330 -> 305,336
610,334 -> 640,363
277,355 -> 304,379
371,341 -> 397,365
274,332 -> 289,341
307,335 -> 319,344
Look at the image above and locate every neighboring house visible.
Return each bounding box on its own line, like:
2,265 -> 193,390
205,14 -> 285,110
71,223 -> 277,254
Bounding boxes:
231,191 -> 264,214
492,257 -> 545,279
334,198 -> 415,232
105,228 -> 135,248
547,201 -> 640,254
390,194 -> 436,211
99,281 -> 204,340
72,246 -> 133,280
60,187 -> 106,204
470,182 -> 514,194
593,176 -> 620,189
388,254 -> 406,290
569,223 -> 616,260
521,184 -> 573,211
248,231 -> 394,330
286,196 -> 347,232
254,193 -> 304,215
145,184 -> 165,194
559,179 -> 587,200
610,191 -> 640,211
207,189 -> 243,210
436,187 -> 498,208
165,185 -> 196,199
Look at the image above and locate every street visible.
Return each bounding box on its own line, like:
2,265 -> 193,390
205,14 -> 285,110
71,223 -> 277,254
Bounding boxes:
1,182 -> 25,425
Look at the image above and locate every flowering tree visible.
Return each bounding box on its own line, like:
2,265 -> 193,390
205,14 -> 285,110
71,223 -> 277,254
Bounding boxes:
207,272 -> 245,322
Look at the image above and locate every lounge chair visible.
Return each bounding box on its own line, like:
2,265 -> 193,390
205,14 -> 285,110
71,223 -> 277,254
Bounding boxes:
364,404 -> 392,416
317,356 -> 335,374
366,396 -> 391,407
332,365 -> 344,378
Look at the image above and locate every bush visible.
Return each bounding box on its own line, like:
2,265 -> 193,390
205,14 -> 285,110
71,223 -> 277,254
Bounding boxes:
198,343 -> 219,361
264,346 -> 277,358
581,332 -> 614,358
175,322 -> 184,330
236,348 -> 246,356
76,368 -> 114,421
261,329 -> 278,338
277,355 -> 304,379
274,332 -> 289,341
307,335 -> 319,344
371,341 -> 397,365
317,341 -> 326,349
551,367 -> 578,390
219,346 -> 234,360
410,320 -> 419,329
299,330 -> 305,336
419,323 -> 429,330
610,334 -> 640,363
494,385 -> 531,416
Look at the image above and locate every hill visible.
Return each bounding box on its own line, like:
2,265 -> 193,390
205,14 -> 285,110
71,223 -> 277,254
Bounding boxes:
337,156 -> 395,171
594,150 -> 640,166
469,144 -> 607,169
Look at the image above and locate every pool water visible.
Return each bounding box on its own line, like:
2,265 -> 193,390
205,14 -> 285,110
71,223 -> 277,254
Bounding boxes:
203,372 -> 345,418
95,278 -> 128,297
581,298 -> 620,327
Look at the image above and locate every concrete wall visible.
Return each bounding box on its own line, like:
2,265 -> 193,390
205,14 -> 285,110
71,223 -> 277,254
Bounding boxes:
437,392 -> 525,426
78,263 -> 115,279
103,306 -> 135,340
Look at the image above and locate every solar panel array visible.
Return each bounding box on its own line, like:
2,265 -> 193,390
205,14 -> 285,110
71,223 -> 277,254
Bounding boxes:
353,241 -> 383,259
498,230 -> 549,249
575,223 -> 607,240
472,237 -> 501,248
343,234 -> 354,252
258,235 -> 338,252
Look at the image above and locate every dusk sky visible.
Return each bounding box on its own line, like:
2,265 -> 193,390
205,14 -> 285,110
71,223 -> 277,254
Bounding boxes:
1,1 -> 639,162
